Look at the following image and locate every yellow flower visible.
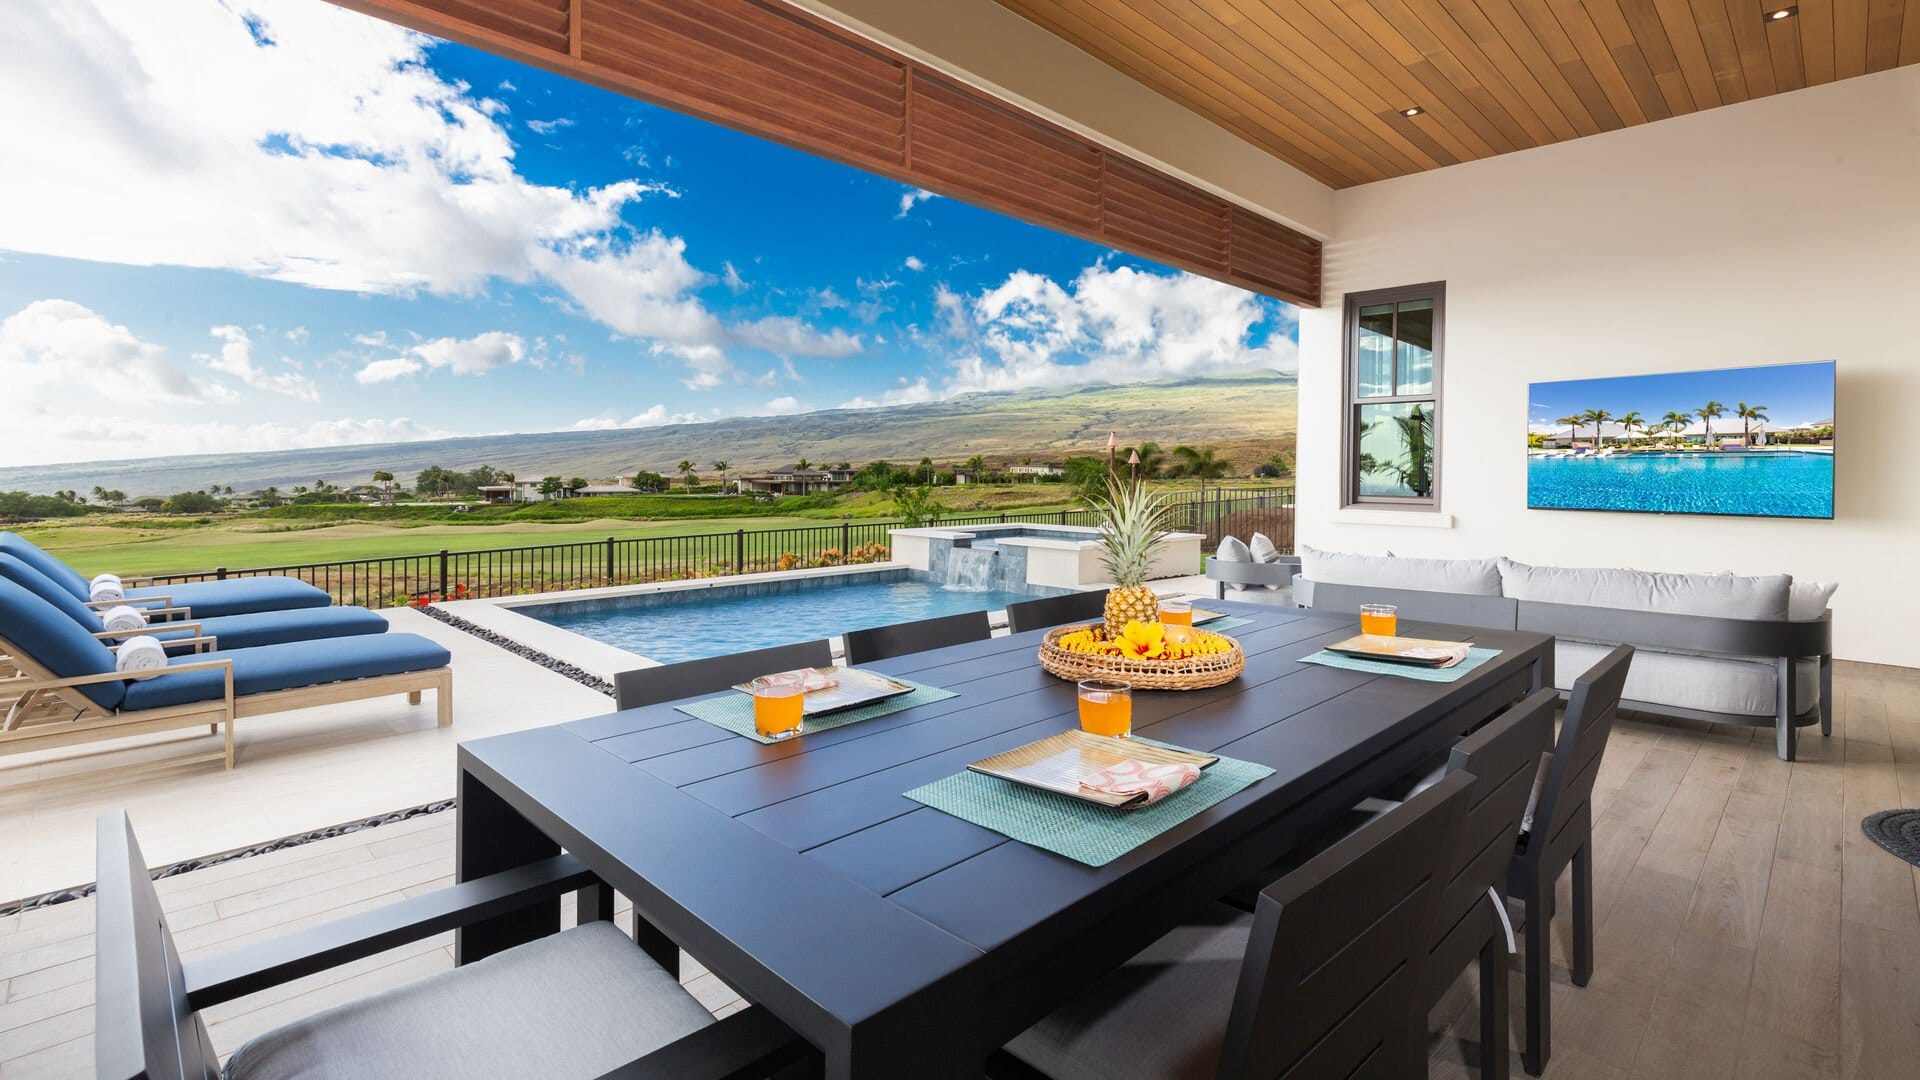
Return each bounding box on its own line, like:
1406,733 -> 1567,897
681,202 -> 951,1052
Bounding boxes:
1117,620 -> 1166,659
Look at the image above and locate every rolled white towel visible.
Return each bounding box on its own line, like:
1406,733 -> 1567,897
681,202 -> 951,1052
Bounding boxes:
90,578 -> 125,603
115,635 -> 168,678
91,572 -> 122,588
100,605 -> 148,633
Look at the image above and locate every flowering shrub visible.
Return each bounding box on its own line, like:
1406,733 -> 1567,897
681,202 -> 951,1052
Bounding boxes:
815,547 -> 843,568
777,552 -> 800,572
847,542 -> 890,564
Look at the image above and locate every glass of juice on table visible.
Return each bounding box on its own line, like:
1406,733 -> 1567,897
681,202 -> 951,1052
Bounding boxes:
1077,679 -> 1133,738
1359,603 -> 1398,638
1159,598 -> 1193,626
750,674 -> 806,740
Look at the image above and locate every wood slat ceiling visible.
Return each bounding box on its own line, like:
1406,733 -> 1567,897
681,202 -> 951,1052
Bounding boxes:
993,0 -> 1920,188
323,0 -> 1321,305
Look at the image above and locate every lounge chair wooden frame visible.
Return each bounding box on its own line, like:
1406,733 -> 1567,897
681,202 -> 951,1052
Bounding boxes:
0,631 -> 450,771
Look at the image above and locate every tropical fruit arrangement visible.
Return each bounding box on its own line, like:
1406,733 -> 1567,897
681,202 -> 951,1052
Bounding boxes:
1054,620 -> 1234,661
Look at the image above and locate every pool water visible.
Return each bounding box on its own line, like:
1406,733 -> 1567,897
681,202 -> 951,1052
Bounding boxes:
527,578 -> 1038,662
1527,452 -> 1832,518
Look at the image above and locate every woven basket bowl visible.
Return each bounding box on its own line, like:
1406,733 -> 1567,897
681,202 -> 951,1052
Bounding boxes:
1038,623 -> 1245,690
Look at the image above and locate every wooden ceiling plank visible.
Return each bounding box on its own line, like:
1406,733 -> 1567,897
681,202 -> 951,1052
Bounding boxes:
1110,0 -> 1434,174
1464,0 -> 1609,135
1865,0 -> 1908,70
1578,0 -> 1684,115
409,0 -> 567,51
1184,0 -> 1460,169
1406,0 -> 1583,140
1499,0 -> 1630,126
1615,0 -> 1705,112
1648,0 -> 1727,106
1261,0 -> 1496,160
1337,0 -> 1526,151
1763,2 -> 1810,87
1797,0 -> 1838,81
1008,2 -> 1375,185
1902,0 -> 1920,62
1368,0 -> 1554,145
1684,0 -> 1755,100
1834,0 -> 1870,76
1721,0 -> 1783,94
1543,0 -> 1659,121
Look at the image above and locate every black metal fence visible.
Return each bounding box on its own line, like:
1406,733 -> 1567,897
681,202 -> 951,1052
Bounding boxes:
146,488 -> 1293,606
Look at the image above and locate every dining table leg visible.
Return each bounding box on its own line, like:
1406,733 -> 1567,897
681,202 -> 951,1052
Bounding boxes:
455,765 -> 561,964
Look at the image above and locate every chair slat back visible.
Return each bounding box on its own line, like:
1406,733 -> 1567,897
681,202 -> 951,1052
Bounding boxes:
1531,645 -> 1634,855
842,610 -> 992,665
1432,689 -> 1557,942
95,812 -> 218,1080
613,639 -> 834,711
1004,590 -> 1107,634
1219,772 -> 1472,1080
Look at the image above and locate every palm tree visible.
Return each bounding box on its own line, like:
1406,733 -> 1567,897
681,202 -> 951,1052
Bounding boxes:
1555,414 -> 1583,447
711,460 -> 730,494
677,460 -> 696,490
372,471 -> 394,504
1698,400 -> 1725,449
1736,402 -> 1769,448
1618,411 -> 1643,447
1169,444 -> 1231,480
1124,441 -> 1167,479
919,456 -> 934,484
1660,410 -> 1691,445
1586,408 -> 1614,449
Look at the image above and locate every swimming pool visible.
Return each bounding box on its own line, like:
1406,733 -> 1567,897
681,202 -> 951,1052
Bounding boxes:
1527,452 -> 1833,518
516,574 -> 1039,662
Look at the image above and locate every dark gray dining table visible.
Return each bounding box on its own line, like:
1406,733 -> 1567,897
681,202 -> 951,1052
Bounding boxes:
453,600 -> 1552,1079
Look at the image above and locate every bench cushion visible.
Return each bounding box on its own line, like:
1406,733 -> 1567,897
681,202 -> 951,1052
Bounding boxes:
1555,639 -> 1818,719
155,606 -> 391,651
1499,558 -> 1790,621
126,577 -> 331,619
222,922 -> 714,1080
0,576 -> 123,710
1300,545 -> 1502,596
122,632 -> 450,712
0,553 -> 104,630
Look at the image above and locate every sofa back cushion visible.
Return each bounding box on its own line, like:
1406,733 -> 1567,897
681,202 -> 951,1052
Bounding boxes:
1497,557 -> 1791,621
0,532 -> 90,600
1788,580 -> 1838,622
0,554 -> 104,630
1299,545 -> 1503,596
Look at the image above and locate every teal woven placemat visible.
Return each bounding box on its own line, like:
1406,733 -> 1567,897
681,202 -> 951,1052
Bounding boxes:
1196,615 -> 1254,632
904,740 -> 1274,867
1299,646 -> 1502,683
676,679 -> 956,744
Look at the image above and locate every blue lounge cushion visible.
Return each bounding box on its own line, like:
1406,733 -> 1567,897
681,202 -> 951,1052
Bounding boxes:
0,576 -> 123,710
0,553 -> 104,630
150,606 -> 391,651
0,532 -> 91,600
127,577 -> 331,619
122,632 -> 451,712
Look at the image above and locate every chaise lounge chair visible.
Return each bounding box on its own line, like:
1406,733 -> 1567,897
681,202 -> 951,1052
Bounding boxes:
0,577 -> 451,771
0,531 -> 332,619
1,553 -> 388,654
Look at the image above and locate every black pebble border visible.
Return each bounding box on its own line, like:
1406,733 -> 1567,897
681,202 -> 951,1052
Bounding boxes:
0,800 -> 456,919
416,604 -> 616,697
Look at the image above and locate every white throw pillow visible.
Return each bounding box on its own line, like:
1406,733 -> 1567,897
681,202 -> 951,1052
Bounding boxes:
1299,545 -> 1502,596
1248,532 -> 1281,563
1497,557 -> 1791,621
1214,536 -> 1253,591
1788,580 -> 1838,622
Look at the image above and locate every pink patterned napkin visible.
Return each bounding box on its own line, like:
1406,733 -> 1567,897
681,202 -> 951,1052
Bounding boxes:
1400,645 -> 1471,667
1080,759 -> 1203,806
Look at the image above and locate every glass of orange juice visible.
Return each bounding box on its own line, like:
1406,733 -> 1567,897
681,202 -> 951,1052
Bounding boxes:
750,674 -> 806,740
1359,603 -> 1398,638
1077,679 -> 1132,738
1159,598 -> 1193,626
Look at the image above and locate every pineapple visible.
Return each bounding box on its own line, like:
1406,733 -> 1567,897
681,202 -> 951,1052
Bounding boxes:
1094,473 -> 1175,637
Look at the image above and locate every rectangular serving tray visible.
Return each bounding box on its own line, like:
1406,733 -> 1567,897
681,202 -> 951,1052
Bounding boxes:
968,730 -> 1218,809
731,667 -> 917,716
1324,633 -> 1473,667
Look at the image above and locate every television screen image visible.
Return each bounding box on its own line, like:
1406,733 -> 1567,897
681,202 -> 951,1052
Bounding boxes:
1527,361 -> 1835,519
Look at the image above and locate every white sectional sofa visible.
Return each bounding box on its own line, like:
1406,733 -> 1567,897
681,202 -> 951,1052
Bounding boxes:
1293,546 -> 1835,761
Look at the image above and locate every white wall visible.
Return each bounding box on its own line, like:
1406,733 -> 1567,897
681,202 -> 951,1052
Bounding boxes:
1297,66 -> 1920,667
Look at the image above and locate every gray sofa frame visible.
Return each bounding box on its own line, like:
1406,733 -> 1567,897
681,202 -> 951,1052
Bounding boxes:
1297,578 -> 1832,761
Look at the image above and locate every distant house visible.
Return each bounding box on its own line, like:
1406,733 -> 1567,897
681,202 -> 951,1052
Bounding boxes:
1008,463 -> 1064,479
477,480 -> 548,504
570,483 -> 637,496
732,467 -> 854,496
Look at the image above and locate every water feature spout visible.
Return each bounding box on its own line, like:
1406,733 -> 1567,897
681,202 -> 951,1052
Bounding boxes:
942,547 -> 998,592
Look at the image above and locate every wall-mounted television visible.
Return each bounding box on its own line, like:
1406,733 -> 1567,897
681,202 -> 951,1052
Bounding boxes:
1527,360 -> 1834,519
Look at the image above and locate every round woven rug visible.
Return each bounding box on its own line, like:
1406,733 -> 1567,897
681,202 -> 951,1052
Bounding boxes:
1861,810 -> 1920,867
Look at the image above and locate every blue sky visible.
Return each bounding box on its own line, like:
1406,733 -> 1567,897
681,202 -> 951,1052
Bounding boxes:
0,0 -> 1297,467
1529,361 -> 1836,433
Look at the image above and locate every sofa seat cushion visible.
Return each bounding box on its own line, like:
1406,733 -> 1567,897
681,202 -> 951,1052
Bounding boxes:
126,577 -> 331,619
1555,640 -> 1818,719
149,606 -> 390,651
1499,558 -> 1791,621
122,632 -> 450,711
222,921 -> 715,1080
1300,545 -> 1502,596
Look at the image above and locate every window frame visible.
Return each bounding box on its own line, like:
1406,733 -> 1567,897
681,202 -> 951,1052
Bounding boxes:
1341,282 -> 1445,510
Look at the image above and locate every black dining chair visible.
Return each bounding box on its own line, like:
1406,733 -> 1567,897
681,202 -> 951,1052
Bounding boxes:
991,771 -> 1473,1080
1004,590 -> 1107,634
1510,644 -> 1633,1076
613,639 -> 833,711
842,610 -> 992,665
93,812 -> 811,1080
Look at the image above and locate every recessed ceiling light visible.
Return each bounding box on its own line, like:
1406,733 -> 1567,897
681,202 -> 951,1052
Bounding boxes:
1401,106 -> 1425,117
1766,6 -> 1796,19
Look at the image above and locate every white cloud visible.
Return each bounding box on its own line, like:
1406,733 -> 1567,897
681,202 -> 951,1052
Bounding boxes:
841,377 -> 934,410
201,324 -> 319,400
354,330 -> 525,383
566,404 -> 716,430
524,117 -> 572,135
896,187 -> 937,219
354,357 -> 422,384
722,260 -> 747,293
759,396 -> 806,415
903,255 -> 925,271
731,316 -> 861,359
284,325 -> 308,343
0,411 -> 449,467
0,299 -> 233,406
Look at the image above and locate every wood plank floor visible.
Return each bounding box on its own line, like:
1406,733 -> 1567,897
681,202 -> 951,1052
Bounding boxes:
3,660 -> 1916,1077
